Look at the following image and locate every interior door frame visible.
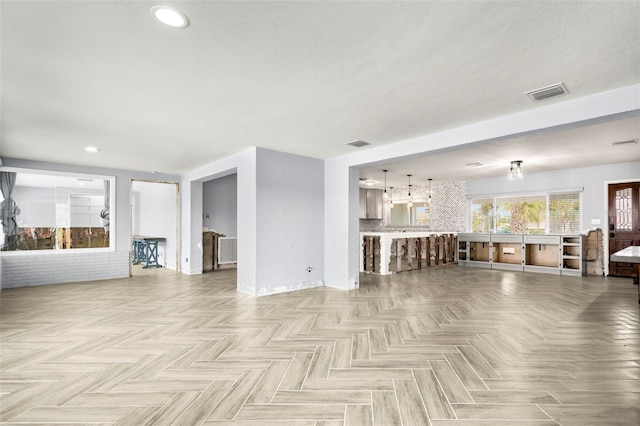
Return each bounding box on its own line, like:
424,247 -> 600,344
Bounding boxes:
603,177 -> 640,276
129,179 -> 181,275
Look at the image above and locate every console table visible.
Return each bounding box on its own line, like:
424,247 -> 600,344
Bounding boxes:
132,236 -> 166,268
611,245 -> 640,304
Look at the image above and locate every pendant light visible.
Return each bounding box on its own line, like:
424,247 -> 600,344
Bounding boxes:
389,186 -> 394,207
427,178 -> 432,204
407,174 -> 413,207
508,160 -> 524,180
382,169 -> 389,200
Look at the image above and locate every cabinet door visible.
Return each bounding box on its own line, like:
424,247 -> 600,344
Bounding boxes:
366,189 -> 383,219
359,189 -> 367,219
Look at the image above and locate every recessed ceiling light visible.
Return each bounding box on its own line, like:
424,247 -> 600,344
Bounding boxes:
150,5 -> 189,29
85,146 -> 100,153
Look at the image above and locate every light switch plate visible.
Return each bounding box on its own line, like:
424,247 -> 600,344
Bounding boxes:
591,218 -> 601,225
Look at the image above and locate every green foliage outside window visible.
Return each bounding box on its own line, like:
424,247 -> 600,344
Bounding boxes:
470,193 -> 581,234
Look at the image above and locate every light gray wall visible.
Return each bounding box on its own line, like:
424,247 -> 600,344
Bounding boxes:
182,147 -> 325,296
1,158 -> 179,289
203,174 -> 237,237
466,160 -> 640,232
255,148 -> 324,295
181,148 -> 254,293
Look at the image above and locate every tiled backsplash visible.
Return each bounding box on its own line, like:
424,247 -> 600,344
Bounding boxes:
360,181 -> 467,232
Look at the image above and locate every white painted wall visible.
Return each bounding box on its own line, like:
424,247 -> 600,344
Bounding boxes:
466,161 -> 640,233
254,148 -> 324,295
55,187 -> 104,227
1,158 -> 179,289
132,181 -> 178,270
11,187 -> 56,227
203,174 -> 237,237
324,162 -> 360,291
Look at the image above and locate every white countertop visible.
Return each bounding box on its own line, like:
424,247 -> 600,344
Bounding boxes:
361,231 -> 458,238
611,246 -> 640,263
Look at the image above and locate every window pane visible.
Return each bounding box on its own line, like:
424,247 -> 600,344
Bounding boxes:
496,195 -> 546,234
389,202 -> 429,226
414,203 -> 429,225
1,170 -> 113,251
615,188 -> 633,231
471,198 -> 493,233
389,203 -> 409,226
549,192 -> 581,233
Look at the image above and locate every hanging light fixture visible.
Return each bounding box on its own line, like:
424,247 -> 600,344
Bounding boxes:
508,160 -> 524,180
389,186 -> 394,207
407,174 -> 413,207
382,169 -> 389,200
427,178 -> 433,204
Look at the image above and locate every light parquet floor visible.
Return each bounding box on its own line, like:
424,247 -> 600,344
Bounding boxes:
1,265 -> 639,425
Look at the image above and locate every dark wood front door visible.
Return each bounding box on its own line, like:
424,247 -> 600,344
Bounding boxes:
608,182 -> 640,277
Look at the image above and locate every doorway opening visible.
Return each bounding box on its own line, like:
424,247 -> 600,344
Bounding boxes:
201,173 -> 237,274
130,180 -> 179,275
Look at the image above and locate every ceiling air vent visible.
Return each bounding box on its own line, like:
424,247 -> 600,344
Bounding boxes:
525,82 -> 569,102
345,140 -> 370,148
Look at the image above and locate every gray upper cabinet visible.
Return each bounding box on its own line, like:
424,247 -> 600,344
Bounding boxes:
359,189 -> 367,218
359,188 -> 383,219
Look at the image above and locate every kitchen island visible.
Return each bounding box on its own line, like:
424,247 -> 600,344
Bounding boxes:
360,231 -> 457,275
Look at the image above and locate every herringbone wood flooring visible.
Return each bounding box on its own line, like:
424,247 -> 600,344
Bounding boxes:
1,265 -> 639,425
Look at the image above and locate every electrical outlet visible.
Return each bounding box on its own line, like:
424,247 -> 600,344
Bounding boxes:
307,267 -> 312,272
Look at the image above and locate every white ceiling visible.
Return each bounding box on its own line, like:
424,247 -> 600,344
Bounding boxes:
1,1 -> 639,175
359,115 -> 640,188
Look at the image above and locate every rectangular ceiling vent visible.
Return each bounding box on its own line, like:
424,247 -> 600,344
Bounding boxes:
345,139 -> 370,148
525,82 -> 569,102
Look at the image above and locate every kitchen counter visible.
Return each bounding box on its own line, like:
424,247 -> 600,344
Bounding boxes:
360,231 -> 458,275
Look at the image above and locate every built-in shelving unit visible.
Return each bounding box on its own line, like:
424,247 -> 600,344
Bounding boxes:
457,233 -> 582,276
561,235 -> 583,276
458,234 -> 491,269
524,235 -> 561,275
492,234 -> 524,272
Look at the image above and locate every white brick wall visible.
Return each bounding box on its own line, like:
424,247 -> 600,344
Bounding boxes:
1,251 -> 130,289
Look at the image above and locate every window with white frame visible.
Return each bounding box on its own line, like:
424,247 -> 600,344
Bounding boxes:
0,168 -> 115,252
470,191 -> 582,234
